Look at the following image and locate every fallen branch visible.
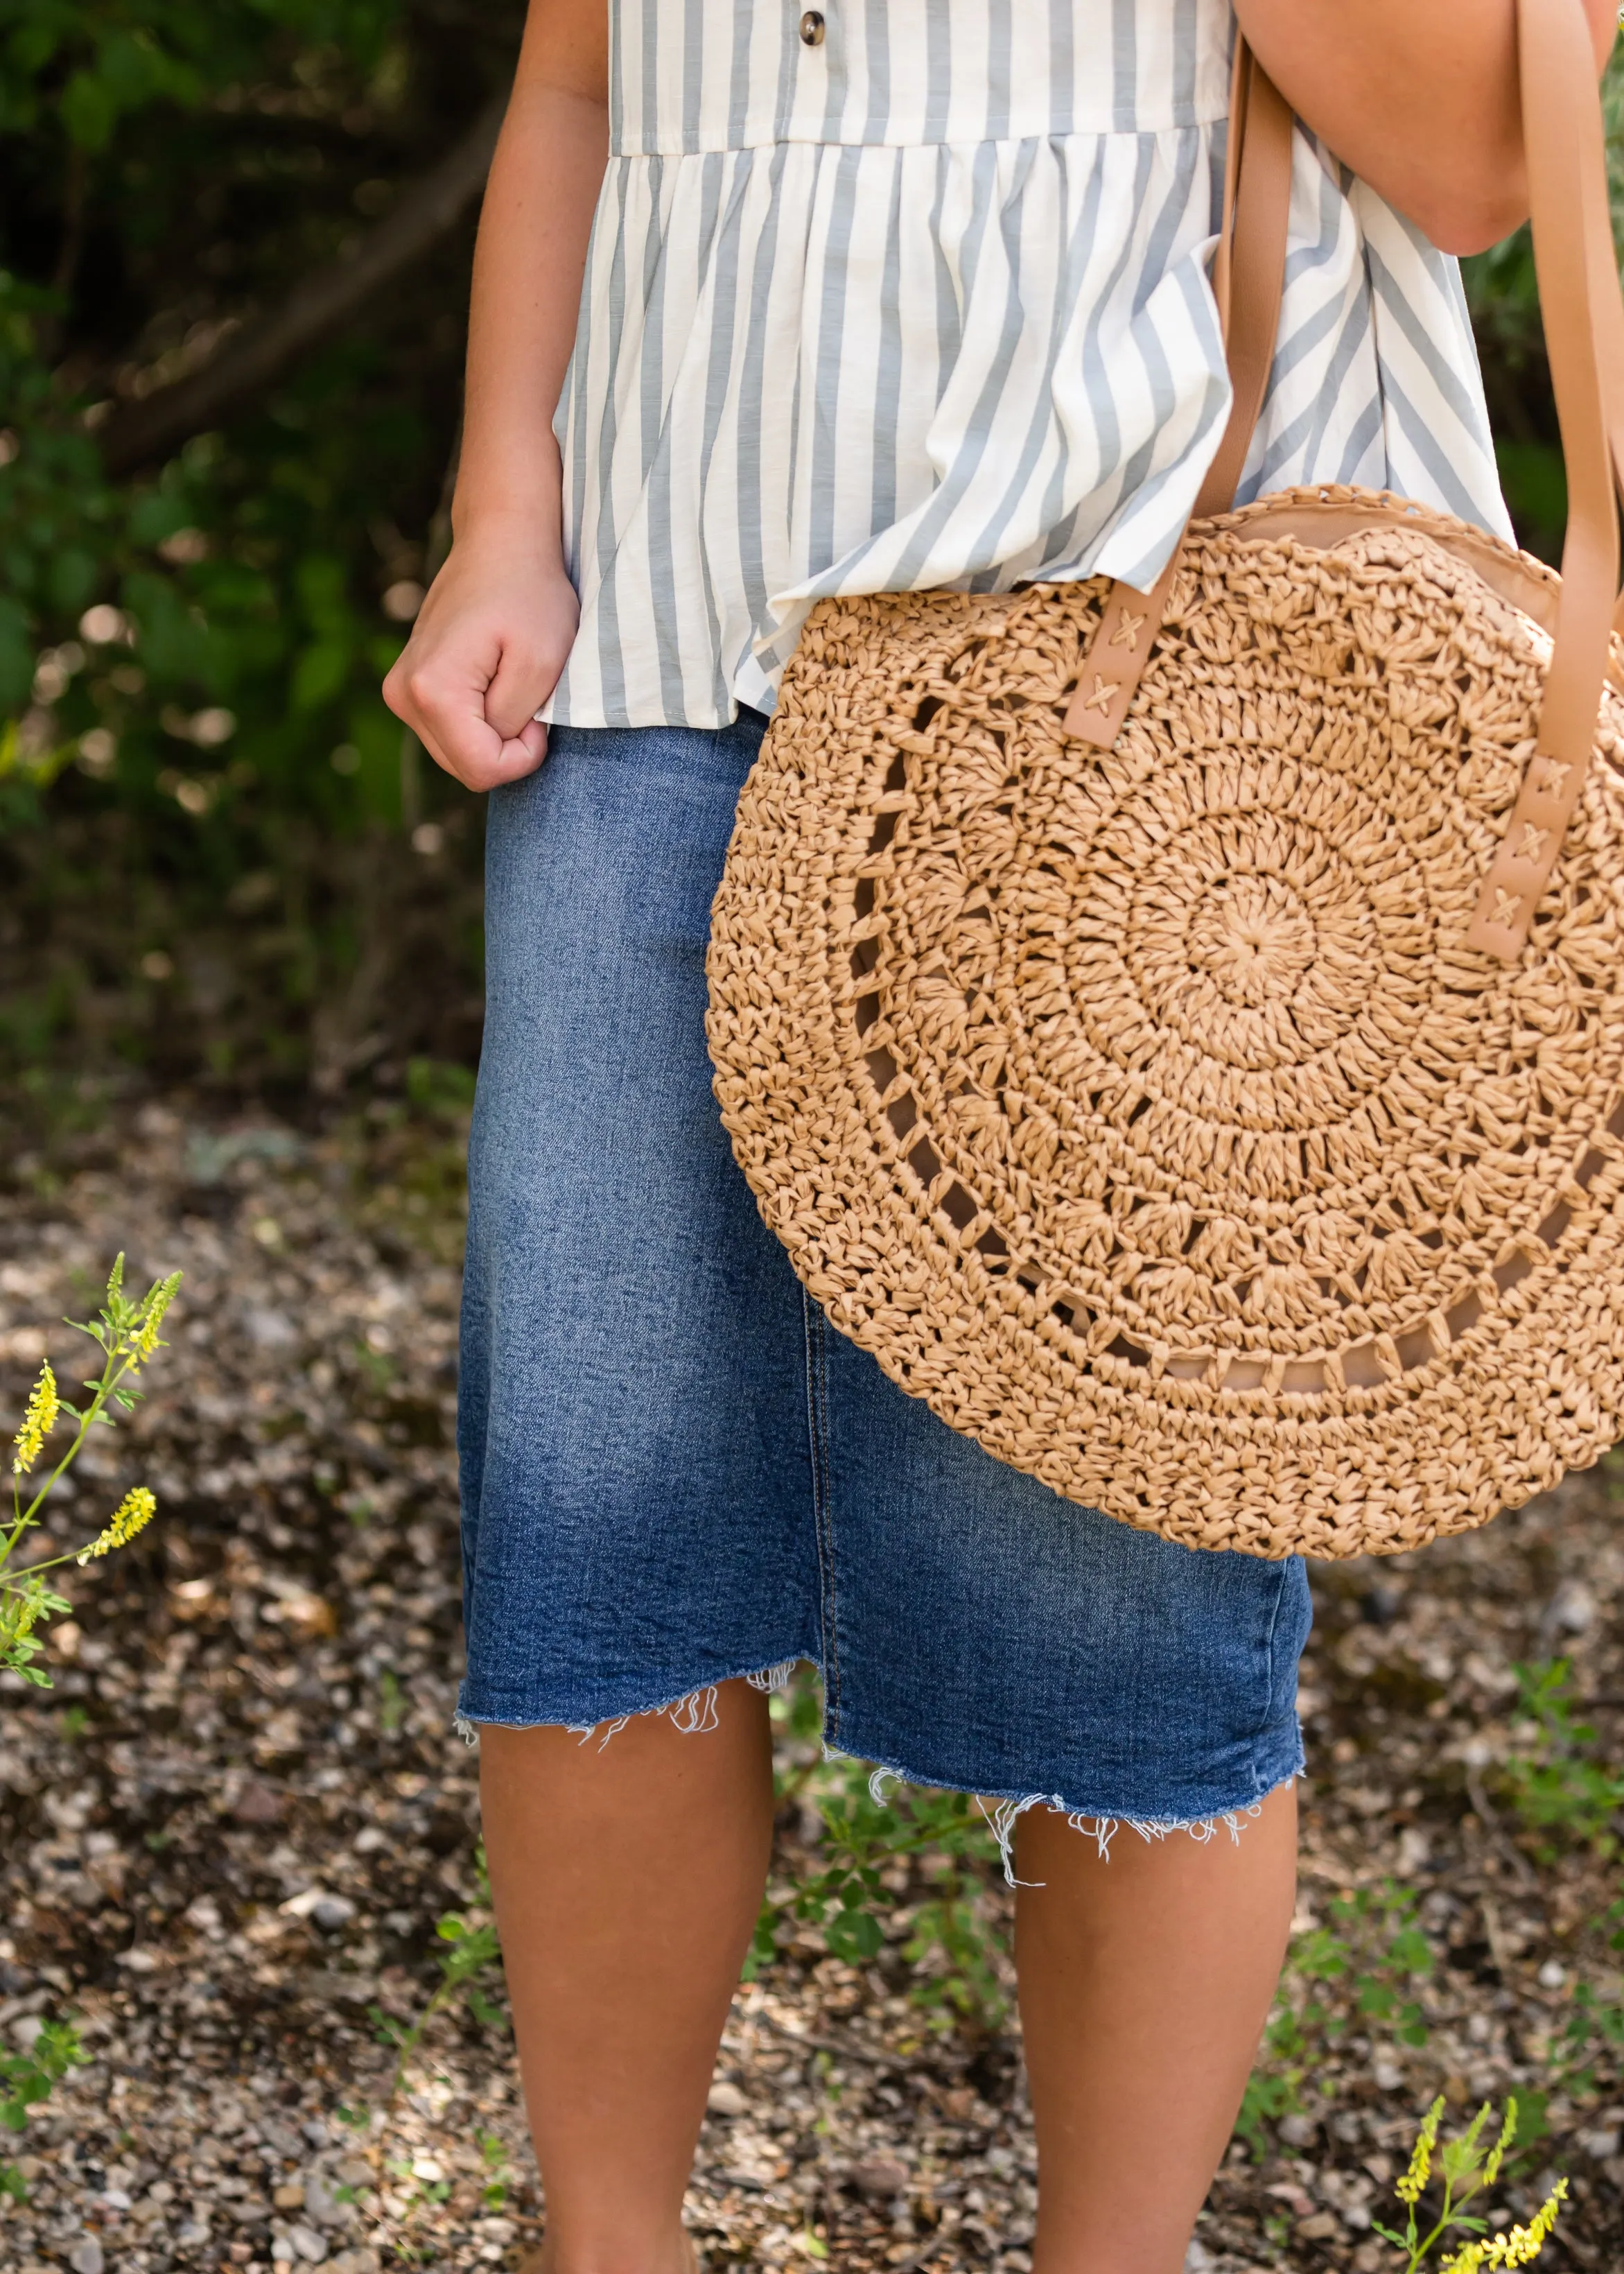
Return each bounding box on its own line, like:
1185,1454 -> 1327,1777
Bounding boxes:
98,90 -> 507,474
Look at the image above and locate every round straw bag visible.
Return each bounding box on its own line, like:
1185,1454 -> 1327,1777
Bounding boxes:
707,0 -> 1624,1559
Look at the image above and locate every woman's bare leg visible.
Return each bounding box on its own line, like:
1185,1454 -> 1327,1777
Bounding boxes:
480,1678 -> 775,2274
1016,1781 -> 1298,2274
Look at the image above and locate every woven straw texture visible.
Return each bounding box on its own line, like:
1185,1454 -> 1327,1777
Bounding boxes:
707,487 -> 1624,1559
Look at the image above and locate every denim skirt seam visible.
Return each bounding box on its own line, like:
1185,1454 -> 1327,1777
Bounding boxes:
1248,1554 -> 1296,1746
805,1295 -> 844,1738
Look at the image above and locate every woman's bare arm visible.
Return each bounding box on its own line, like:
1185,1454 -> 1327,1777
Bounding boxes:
383,0 -> 607,790
1235,0 -> 1617,254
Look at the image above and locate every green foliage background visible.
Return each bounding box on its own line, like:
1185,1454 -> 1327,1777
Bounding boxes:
1,0 -> 518,1103
0,12 -> 1617,1104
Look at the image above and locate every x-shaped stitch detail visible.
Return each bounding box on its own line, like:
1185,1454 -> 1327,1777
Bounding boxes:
1080,673 -> 1117,715
1110,610 -> 1146,652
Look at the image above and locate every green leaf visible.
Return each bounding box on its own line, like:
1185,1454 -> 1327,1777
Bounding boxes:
367,2004 -> 410,2049
0,596 -> 32,709
1233,2069 -> 1298,2157
825,1904 -> 884,1964
59,67 -> 119,150
1388,1928 -> 1433,1975
47,546 -> 96,614
464,1985 -> 507,2033
290,639 -> 353,713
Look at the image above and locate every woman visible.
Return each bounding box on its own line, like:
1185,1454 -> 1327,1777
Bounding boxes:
385,6 -> 1616,2271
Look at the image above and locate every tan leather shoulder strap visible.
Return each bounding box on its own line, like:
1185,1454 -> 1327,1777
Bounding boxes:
1466,0 -> 1624,955
1191,55 -> 1294,520
1063,42 -> 1293,745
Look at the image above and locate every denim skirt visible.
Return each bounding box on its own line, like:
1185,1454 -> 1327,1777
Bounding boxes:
456,707 -> 1311,1837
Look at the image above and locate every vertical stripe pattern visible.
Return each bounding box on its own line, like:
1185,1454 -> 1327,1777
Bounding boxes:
544,0 -> 1512,729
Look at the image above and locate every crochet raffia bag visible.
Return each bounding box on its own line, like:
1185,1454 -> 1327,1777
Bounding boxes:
707,0 -> 1624,1559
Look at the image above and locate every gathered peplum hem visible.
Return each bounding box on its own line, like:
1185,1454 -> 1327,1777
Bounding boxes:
542,0 -> 1511,731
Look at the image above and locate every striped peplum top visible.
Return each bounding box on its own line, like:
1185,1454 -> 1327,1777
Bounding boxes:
541,0 -> 1514,729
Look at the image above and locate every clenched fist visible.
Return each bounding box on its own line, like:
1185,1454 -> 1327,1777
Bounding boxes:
383,517 -> 578,790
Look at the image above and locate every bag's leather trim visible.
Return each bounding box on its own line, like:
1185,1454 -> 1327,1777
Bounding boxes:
1194,489 -> 1624,691
1059,554 -> 1180,749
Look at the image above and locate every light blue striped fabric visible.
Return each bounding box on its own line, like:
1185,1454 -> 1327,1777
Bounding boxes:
543,0 -> 1513,729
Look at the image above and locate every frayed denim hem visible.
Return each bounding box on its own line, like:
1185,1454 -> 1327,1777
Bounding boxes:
849,1744 -> 1306,1886
451,1655 -> 801,1750
455,1668 -> 1302,1890
977,1778 -> 1301,1885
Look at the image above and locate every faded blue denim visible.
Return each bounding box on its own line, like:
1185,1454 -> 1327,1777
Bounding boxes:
456,709 -> 1311,1834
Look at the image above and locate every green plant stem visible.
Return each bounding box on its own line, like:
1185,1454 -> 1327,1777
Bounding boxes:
383,1977 -> 457,2103
3,1327 -> 150,1576
1408,2183 -> 1460,2271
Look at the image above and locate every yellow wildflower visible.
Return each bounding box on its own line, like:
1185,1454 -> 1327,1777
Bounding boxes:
130,1272 -> 182,1365
78,1485 -> 158,1564
1483,2098 -> 1517,2192
1397,2096 -> 1444,2205
1440,2178 -> 1567,2271
12,1361 -> 60,1476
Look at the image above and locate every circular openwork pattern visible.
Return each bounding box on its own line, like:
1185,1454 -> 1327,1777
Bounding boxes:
707,488 -> 1624,1556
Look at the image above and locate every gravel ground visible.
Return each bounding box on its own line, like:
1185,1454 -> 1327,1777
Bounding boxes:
1,1102 -> 1622,2274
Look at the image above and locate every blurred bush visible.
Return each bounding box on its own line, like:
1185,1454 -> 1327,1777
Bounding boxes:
0,13 -> 1617,1111
0,0 -> 518,1106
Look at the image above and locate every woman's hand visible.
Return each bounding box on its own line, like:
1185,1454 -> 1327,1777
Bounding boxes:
1237,0 -> 1618,254
381,0 -> 608,788
384,519 -> 577,790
